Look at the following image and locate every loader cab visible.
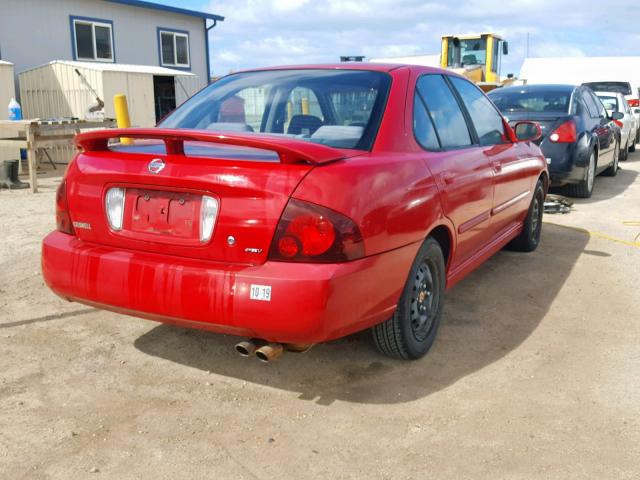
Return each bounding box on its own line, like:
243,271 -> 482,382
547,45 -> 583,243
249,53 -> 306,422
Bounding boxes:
441,33 -> 508,86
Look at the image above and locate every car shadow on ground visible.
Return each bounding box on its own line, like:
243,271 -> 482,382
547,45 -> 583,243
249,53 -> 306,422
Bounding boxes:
134,223 -> 588,405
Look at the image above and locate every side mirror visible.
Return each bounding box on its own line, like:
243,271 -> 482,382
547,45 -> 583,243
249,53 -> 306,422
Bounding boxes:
514,121 -> 542,142
611,111 -> 624,121
502,41 -> 509,55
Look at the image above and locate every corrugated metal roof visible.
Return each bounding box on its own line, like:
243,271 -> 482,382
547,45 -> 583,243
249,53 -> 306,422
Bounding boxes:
22,60 -> 196,76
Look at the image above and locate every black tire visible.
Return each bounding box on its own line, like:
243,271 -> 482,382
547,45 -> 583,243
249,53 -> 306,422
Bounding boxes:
372,237 -> 445,360
635,129 -> 640,147
621,140 -> 629,161
565,150 -> 596,198
507,179 -> 544,252
604,140 -> 619,176
630,137 -> 636,152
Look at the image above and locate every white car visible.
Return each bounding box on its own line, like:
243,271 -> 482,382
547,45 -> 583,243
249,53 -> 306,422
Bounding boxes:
596,91 -> 638,160
585,81 -> 640,145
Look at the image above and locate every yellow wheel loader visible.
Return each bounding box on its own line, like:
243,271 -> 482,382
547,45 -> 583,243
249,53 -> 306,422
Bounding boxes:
440,33 -> 515,92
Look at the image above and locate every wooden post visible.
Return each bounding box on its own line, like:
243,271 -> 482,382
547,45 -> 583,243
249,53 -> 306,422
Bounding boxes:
25,123 -> 37,193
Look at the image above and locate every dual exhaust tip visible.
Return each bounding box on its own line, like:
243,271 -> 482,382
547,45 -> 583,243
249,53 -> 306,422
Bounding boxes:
235,339 -> 312,363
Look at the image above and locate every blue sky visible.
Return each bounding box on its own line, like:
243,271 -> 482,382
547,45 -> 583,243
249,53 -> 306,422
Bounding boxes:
157,0 -> 640,78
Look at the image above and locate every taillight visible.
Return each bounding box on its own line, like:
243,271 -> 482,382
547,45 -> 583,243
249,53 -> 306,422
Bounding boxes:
613,119 -> 623,128
199,195 -> 219,243
56,180 -> 75,235
628,98 -> 639,107
105,187 -> 126,231
549,120 -> 577,143
268,199 -> 365,263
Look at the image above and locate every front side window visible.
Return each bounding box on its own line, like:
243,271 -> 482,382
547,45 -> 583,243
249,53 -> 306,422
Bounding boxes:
159,69 -> 391,150
450,76 -> 506,146
159,30 -> 190,68
416,75 -> 472,149
71,17 -> 113,62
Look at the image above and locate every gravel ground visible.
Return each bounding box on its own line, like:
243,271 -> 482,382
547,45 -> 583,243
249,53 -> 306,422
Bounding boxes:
1,151 -> 639,479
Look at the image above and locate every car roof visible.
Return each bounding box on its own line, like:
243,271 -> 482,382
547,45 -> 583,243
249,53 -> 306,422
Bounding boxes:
489,84 -> 577,95
233,63 -> 446,75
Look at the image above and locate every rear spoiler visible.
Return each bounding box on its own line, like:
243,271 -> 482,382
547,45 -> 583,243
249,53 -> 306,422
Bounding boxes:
74,128 -> 346,165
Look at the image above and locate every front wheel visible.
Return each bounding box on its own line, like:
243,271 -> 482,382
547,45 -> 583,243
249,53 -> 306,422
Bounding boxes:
620,140 -> 629,161
507,179 -> 544,252
372,237 -> 445,360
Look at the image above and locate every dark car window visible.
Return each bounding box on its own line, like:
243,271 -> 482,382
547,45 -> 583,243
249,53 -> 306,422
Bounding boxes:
160,69 -> 391,150
583,81 -> 632,96
416,75 -> 472,149
449,76 -> 506,146
488,88 -> 571,113
582,90 -> 601,118
587,90 -> 607,118
413,93 -> 440,150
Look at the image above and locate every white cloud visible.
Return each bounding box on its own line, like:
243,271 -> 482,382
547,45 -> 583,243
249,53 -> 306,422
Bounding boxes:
203,0 -> 640,77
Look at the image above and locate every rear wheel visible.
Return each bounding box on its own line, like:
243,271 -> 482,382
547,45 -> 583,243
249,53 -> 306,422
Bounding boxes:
507,179 -> 544,252
630,135 -> 636,152
372,237 -> 445,360
565,150 -> 596,198
604,140 -> 619,176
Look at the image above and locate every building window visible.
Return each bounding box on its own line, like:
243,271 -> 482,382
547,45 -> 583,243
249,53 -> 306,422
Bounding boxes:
70,16 -> 114,62
158,29 -> 190,68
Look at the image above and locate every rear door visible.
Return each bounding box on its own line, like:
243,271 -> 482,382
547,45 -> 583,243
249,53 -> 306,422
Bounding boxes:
584,89 -> 617,168
448,76 -> 537,235
413,74 -> 494,269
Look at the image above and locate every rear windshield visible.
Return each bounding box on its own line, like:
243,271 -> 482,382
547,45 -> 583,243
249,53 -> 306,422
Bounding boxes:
159,69 -> 391,150
583,82 -> 632,95
488,89 -> 571,113
597,95 -> 619,113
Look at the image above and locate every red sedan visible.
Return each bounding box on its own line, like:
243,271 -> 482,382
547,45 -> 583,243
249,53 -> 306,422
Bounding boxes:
42,64 -> 547,361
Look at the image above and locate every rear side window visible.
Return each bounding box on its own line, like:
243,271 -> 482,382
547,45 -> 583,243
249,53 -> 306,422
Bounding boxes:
413,94 -> 440,150
582,91 -> 600,118
416,75 -> 472,149
449,76 -> 506,146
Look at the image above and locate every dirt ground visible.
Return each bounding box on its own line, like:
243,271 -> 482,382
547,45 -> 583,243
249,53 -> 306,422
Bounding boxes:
1,149 -> 639,480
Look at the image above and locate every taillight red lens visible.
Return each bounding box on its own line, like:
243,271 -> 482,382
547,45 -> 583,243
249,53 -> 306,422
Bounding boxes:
56,180 -> 75,235
549,120 -> 577,143
269,199 -> 364,263
628,98 -> 639,107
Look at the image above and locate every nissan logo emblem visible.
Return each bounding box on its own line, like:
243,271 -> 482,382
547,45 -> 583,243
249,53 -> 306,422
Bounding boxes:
148,158 -> 165,174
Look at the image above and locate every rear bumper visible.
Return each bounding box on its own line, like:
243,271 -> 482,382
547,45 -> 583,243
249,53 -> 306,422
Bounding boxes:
42,231 -> 418,344
540,141 -> 586,186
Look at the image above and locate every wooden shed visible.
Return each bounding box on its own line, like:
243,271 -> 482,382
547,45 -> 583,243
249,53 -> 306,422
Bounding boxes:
17,60 -> 204,163
0,60 -> 19,162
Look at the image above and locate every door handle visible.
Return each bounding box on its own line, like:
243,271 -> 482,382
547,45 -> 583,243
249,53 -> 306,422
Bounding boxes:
441,172 -> 455,185
492,161 -> 502,173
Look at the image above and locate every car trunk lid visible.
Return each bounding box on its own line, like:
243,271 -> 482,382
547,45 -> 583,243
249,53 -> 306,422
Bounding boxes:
66,128 -> 359,265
